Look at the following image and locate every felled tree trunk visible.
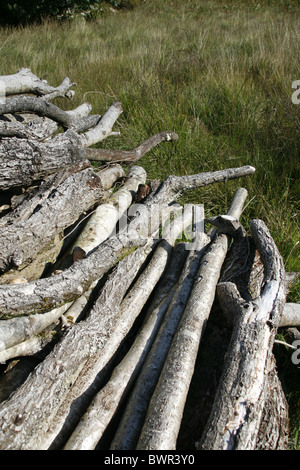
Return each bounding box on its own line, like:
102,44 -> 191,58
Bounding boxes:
0,205 -> 192,450
198,219 -> 288,450
134,189 -> 248,451
0,163 -> 124,274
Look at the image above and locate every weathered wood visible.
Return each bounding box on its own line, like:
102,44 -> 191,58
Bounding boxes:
0,71 -> 287,452
0,167 -> 144,362
47,208 -> 192,449
0,131 -> 86,190
0,94 -> 101,132
256,355 -> 289,450
280,303 -> 300,327
0,247 -> 148,450
0,302 -> 72,356
59,165 -> 147,263
198,219 -> 287,450
0,205 -> 191,450
79,101 -> 123,147
0,163 -> 123,274
111,239 -> 210,449
0,117 -> 58,141
144,165 -> 255,205
0,230 -> 146,320
0,68 -> 76,99
85,131 -> 178,162
63,244 -> 187,450
134,189 -> 248,450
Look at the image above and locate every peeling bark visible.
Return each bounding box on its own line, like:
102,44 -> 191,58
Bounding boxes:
198,219 -> 287,450
0,164 -> 123,274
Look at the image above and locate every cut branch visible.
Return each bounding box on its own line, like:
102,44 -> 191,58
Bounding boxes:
79,101 -> 123,147
0,246 -> 150,450
0,95 -> 99,131
0,206 -> 191,450
198,219 -> 286,450
0,131 -> 86,190
280,303 -> 300,327
0,68 -> 76,99
135,188 -> 248,450
85,131 -> 178,162
0,302 -> 72,354
144,166 -> 256,205
66,165 -> 147,256
63,243 -> 188,450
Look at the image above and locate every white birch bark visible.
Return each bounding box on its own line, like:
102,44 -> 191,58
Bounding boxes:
0,68 -> 75,99
111,239 -> 210,449
0,246 -> 149,450
68,165 -> 146,254
79,101 -> 123,147
279,303 -> 300,327
135,188 -> 248,450
145,166 -> 255,206
198,219 -> 286,450
0,302 -> 72,354
63,213 -> 193,450
41,206 -> 193,449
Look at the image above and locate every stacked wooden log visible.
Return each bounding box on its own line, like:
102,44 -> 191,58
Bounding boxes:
0,69 -> 297,450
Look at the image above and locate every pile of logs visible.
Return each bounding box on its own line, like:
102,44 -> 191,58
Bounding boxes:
0,69 -> 298,450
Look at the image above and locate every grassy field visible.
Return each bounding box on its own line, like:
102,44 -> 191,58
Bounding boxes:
0,0 -> 299,448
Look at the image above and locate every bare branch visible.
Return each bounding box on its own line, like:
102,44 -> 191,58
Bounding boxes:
85,131 -> 178,162
0,69 -> 76,99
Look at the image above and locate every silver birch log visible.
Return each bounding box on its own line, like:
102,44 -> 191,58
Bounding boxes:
110,207 -> 208,450
0,227 -> 146,319
0,173 -> 181,319
135,188 -> 248,450
0,246 -> 150,450
41,206 -> 193,449
198,219 -> 286,450
0,68 -> 75,99
279,303 -> 300,327
0,302 -> 72,354
0,204 -> 189,450
0,166 -> 147,360
0,331 -> 56,363
66,165 -> 147,255
0,95 -> 100,132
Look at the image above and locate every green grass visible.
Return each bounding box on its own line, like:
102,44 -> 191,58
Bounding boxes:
0,0 -> 299,448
